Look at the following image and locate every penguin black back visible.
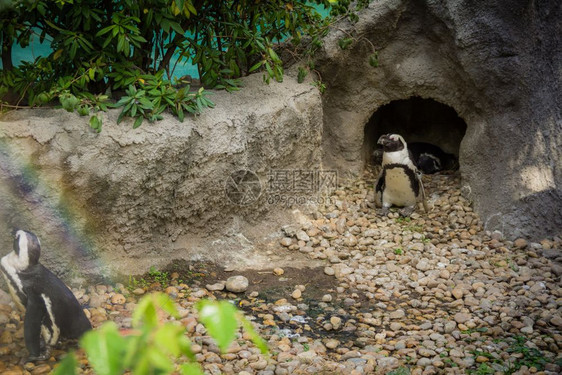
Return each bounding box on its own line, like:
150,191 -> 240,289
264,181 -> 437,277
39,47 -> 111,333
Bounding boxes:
408,142 -> 458,174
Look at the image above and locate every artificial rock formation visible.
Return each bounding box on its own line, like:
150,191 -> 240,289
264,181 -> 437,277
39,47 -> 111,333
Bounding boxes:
0,73 -> 323,277
0,0 -> 560,278
315,0 -> 561,239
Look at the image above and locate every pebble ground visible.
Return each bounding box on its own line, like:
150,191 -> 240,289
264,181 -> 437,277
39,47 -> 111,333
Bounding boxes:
0,171 -> 561,374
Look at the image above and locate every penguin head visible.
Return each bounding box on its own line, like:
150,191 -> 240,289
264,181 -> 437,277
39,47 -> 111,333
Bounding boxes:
12,230 -> 41,270
377,134 -> 407,153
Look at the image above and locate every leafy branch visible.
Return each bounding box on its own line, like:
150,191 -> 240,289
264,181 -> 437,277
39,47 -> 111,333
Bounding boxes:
53,293 -> 268,375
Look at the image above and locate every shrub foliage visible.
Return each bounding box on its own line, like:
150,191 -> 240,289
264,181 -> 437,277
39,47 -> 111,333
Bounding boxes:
0,0 -> 370,129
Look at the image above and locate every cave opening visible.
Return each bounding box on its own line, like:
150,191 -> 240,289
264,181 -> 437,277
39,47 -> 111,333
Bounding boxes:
363,97 -> 467,172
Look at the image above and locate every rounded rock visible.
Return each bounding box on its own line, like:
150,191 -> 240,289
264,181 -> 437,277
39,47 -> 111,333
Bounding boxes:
225,276 -> 249,293
110,293 -> 126,305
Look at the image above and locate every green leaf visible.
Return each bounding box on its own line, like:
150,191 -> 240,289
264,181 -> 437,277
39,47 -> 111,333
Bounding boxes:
96,25 -> 116,37
133,116 -> 144,129
117,109 -> 127,124
154,325 -> 179,357
169,21 -> 185,35
80,322 -> 127,375
369,52 -> 379,67
52,352 -> 78,375
180,363 -> 204,375
147,346 -> 174,372
138,97 -> 153,109
249,60 -> 264,72
117,35 -> 125,53
264,62 -> 274,78
131,354 -> 151,375
267,48 -> 281,63
297,67 -> 307,83
77,104 -> 90,116
196,300 -> 238,352
338,37 -> 353,50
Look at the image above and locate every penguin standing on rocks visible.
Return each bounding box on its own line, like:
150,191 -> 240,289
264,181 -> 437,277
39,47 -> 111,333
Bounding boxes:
0,230 -> 91,361
375,134 -> 429,216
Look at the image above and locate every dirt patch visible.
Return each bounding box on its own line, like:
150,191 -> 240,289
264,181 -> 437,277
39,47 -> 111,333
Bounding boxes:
153,260 -> 374,346
161,260 -> 338,303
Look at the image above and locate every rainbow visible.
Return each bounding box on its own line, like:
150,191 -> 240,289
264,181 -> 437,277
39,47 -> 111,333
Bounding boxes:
0,137 -> 105,281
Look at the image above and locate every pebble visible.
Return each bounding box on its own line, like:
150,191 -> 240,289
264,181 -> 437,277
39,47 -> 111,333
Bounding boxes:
550,315 -> 562,327
110,294 -> 126,305
389,310 -> 405,319
3,172 -> 561,375
280,238 -> 293,247
330,316 -> 342,330
514,238 -> 528,248
225,276 -> 249,293
325,339 -> 340,349
296,230 -> 310,242
454,312 -> 471,324
206,282 -> 225,291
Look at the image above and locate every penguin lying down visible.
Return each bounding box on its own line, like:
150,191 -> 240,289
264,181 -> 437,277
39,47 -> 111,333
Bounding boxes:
375,134 -> 429,216
0,230 -> 91,361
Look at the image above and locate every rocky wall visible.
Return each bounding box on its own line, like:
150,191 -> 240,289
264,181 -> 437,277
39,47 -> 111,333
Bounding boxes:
0,73 -> 323,278
315,0 -> 561,240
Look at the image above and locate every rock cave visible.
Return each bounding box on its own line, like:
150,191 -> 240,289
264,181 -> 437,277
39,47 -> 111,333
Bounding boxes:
362,97 -> 467,168
317,0 -> 561,240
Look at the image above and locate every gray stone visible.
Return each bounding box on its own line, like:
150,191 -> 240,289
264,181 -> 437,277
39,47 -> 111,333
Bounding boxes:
377,357 -> 399,368
444,321 -> 457,333
454,312 -> 471,324
389,309 -> 405,319
225,275 -> 249,293
416,259 -> 431,271
206,282 -> 225,291
296,230 -> 310,242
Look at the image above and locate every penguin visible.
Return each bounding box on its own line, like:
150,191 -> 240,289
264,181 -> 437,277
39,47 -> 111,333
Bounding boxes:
0,230 -> 91,361
375,134 -> 428,216
408,142 -> 458,174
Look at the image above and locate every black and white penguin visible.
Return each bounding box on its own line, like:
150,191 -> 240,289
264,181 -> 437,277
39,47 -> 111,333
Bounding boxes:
0,230 -> 91,361
375,134 -> 428,216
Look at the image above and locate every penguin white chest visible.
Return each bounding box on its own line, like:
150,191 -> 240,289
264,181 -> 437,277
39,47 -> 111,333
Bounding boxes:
383,168 -> 417,207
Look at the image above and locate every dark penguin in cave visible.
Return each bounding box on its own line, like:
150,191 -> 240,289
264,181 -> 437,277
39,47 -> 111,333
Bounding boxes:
375,134 -> 428,216
0,230 -> 91,361
372,141 -> 457,174
408,142 -> 458,174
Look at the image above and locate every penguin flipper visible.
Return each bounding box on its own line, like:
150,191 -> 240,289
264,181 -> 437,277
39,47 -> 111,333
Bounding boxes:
375,170 -> 386,208
24,293 -> 46,359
